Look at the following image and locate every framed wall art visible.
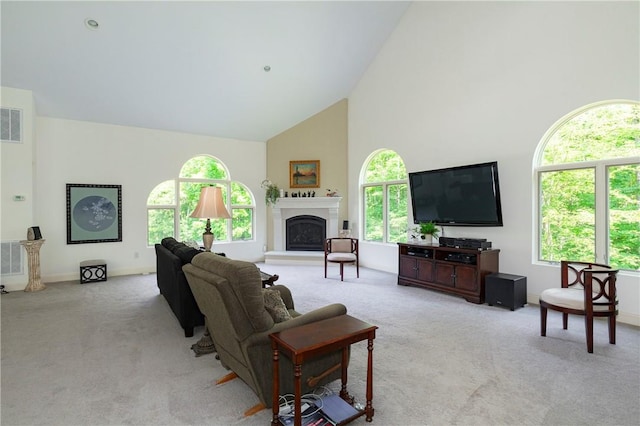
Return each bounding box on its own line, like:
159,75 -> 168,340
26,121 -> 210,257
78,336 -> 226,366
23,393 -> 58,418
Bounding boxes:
66,183 -> 122,244
289,160 -> 320,188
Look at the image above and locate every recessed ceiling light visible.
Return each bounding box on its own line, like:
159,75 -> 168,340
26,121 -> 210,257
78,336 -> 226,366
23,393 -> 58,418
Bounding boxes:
85,18 -> 99,30
263,65 -> 271,72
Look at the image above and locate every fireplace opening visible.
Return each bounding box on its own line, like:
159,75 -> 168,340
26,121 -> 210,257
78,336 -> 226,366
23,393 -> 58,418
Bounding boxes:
286,215 -> 326,251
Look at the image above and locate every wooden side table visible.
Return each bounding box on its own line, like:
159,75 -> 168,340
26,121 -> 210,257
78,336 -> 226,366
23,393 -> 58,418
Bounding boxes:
260,270 -> 279,288
270,314 -> 378,426
20,239 -> 46,292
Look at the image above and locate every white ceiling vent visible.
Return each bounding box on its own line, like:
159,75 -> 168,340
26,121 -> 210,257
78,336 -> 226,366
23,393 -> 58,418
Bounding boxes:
1,107 -> 23,143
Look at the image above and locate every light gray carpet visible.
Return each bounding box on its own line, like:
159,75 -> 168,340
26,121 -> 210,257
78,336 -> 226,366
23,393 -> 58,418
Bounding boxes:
1,263 -> 639,426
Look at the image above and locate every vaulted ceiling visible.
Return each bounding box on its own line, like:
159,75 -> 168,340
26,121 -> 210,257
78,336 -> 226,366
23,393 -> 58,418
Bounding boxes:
1,1 -> 409,142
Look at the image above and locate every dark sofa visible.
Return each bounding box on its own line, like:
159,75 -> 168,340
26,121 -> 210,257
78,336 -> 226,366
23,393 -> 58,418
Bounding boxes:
155,237 -> 204,337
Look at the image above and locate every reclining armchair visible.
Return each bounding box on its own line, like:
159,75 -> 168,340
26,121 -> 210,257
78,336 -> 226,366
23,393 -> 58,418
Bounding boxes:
183,252 -> 348,409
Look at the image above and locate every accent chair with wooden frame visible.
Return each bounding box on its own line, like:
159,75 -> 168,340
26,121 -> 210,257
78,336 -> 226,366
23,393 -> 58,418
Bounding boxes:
324,238 -> 359,281
539,260 -> 619,353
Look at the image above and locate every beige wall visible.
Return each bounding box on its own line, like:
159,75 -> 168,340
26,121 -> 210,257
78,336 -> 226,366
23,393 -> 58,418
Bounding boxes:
265,99 -> 348,250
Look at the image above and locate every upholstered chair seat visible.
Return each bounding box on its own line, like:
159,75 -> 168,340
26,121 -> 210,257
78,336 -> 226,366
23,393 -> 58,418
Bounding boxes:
540,288 -> 615,312
327,252 -> 357,262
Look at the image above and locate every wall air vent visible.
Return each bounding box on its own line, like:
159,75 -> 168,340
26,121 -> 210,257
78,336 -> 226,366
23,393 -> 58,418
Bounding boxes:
1,241 -> 24,276
1,107 -> 23,143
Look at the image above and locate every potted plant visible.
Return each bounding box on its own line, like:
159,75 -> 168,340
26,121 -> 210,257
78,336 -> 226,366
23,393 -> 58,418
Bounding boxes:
261,180 -> 280,206
419,221 -> 440,242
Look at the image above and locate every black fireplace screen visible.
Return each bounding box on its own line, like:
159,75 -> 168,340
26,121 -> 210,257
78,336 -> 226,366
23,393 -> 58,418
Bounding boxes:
286,215 -> 326,251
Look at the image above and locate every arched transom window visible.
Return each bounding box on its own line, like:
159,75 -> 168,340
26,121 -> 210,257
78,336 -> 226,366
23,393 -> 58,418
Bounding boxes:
147,155 -> 255,246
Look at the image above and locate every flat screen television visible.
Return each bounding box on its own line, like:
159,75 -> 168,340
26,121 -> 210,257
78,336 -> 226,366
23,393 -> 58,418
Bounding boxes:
408,161 -> 503,226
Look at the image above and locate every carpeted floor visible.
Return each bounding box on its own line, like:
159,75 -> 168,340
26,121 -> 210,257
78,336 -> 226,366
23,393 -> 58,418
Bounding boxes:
1,263 -> 639,425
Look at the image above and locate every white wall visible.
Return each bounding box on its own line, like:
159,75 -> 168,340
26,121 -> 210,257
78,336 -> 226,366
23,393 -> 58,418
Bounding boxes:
1,87 -> 36,287
2,116 -> 266,287
348,2 -> 640,324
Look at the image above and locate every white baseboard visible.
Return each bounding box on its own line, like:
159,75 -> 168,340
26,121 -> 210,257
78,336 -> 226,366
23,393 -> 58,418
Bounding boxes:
1,267 -> 156,292
617,312 -> 640,327
264,250 -> 324,265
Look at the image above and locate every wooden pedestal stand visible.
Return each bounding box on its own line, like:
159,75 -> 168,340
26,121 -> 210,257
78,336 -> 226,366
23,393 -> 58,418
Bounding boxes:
20,239 -> 46,292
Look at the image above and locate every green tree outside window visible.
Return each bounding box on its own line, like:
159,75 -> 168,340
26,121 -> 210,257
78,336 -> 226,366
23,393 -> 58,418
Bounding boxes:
147,209 -> 175,246
180,156 -> 228,179
147,156 -> 255,246
538,101 -> 639,270
230,182 -> 254,241
362,150 -> 408,243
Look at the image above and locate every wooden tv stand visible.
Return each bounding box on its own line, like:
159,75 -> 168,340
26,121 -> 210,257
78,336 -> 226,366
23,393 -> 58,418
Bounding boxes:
397,243 -> 499,304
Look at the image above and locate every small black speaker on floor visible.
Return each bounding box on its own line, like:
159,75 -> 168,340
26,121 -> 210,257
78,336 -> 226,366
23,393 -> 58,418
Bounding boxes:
485,273 -> 527,311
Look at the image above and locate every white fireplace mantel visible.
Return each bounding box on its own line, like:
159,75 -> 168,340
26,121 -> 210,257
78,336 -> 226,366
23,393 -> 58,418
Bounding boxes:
272,197 -> 342,251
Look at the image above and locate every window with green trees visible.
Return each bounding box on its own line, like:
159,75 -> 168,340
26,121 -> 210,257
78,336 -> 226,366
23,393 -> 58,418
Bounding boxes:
537,101 -> 639,271
362,150 -> 408,243
146,156 -> 255,246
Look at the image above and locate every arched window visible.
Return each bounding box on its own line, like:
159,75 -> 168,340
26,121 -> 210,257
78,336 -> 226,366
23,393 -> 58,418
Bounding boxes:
146,155 -> 255,246
147,180 -> 176,245
361,149 -> 408,243
535,101 -> 639,270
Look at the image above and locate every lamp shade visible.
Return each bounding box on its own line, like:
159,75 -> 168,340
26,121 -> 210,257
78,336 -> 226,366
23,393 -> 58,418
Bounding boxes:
190,186 -> 231,219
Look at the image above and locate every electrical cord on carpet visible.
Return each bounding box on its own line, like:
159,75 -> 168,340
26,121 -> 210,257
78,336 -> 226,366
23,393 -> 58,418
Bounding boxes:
278,385 -> 333,420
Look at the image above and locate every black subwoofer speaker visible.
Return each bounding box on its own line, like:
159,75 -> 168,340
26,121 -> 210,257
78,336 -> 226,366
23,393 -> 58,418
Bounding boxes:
485,273 -> 527,311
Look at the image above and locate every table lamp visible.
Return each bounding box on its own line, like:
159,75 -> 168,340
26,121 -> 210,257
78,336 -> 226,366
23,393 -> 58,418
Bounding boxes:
190,186 -> 231,251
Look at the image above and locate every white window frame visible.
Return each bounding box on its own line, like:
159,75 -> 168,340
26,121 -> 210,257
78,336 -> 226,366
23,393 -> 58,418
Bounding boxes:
360,150 -> 408,244
533,100 -> 640,269
146,157 -> 256,246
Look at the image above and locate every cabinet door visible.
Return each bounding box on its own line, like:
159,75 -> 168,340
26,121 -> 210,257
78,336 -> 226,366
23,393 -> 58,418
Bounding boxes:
454,265 -> 478,291
434,263 -> 455,287
416,258 -> 434,282
399,256 -> 417,280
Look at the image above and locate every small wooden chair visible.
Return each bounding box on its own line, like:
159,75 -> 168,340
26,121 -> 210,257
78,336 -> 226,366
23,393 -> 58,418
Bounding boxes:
324,238 -> 359,281
539,260 -> 618,353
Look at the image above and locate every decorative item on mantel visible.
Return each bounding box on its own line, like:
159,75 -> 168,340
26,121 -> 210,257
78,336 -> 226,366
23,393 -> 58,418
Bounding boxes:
261,180 -> 280,206
326,188 -> 340,197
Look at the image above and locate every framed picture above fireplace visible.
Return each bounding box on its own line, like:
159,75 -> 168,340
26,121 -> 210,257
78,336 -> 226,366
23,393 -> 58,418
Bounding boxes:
290,160 -> 320,188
